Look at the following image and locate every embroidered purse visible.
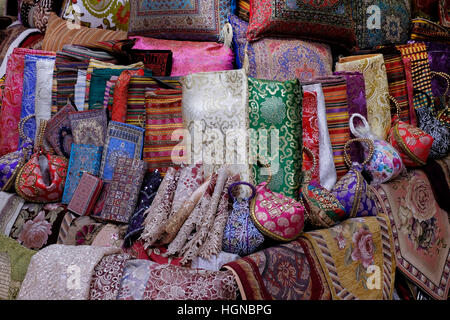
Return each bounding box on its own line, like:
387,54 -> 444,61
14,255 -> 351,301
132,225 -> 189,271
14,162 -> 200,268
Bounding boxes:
331,138 -> 378,218
431,71 -> 450,128
414,89 -> 450,159
387,95 -> 434,167
44,97 -> 76,158
349,113 -> 404,185
250,163 -> 305,242
0,115 -> 34,191
222,181 -> 265,256
300,147 -> 347,229
15,120 -> 69,203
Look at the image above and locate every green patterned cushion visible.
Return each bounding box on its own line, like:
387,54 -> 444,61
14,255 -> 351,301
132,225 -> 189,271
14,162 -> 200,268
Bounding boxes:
248,77 -> 303,200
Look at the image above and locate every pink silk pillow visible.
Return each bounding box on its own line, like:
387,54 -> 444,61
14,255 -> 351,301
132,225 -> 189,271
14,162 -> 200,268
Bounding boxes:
0,48 -> 55,156
130,36 -> 234,77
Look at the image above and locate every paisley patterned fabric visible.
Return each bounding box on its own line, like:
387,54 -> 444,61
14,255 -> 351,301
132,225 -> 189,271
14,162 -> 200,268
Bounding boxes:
229,14 -> 333,82
301,214 -> 396,300
353,0 -> 411,49
117,259 -> 238,300
62,144 -> 103,204
128,0 -> 232,41
246,0 -> 356,46
62,0 -> 131,31
223,238 -> 331,300
248,77 -> 302,199
376,170 -> 450,300
131,36 -> 234,77
182,69 -> 251,183
336,54 -> 391,140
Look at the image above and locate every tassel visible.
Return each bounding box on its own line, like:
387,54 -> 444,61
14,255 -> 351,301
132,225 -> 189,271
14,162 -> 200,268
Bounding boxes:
219,23 -> 233,48
243,42 -> 250,75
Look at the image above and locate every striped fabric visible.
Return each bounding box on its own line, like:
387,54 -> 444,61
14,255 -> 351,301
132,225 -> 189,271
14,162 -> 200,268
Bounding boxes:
144,89 -> 185,175
83,60 -> 144,110
315,76 -> 350,179
236,0 -> 250,22
103,76 -> 118,109
397,43 -> 435,114
52,45 -> 116,114
42,13 -> 127,53
126,76 -> 182,128
382,51 -> 413,124
55,62 -> 89,113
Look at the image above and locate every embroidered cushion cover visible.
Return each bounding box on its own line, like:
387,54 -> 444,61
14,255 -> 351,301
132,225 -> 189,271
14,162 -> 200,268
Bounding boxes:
246,0 -> 357,46
229,14 -> 333,82
128,0 -> 231,41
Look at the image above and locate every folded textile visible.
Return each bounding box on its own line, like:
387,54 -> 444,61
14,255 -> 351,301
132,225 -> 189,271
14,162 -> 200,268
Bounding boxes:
335,54 -> 391,140
302,83 -> 336,191
17,244 -> 120,300
301,214 -> 396,300
0,192 -> 25,236
117,259 -> 238,300
223,238 -> 331,300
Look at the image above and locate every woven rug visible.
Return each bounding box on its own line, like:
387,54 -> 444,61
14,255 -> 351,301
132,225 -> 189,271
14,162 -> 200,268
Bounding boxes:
375,169 -> 450,300
222,239 -> 331,300
301,214 -> 396,300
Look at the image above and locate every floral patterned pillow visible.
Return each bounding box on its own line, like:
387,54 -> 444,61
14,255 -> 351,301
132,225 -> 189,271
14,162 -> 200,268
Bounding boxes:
61,0 -> 130,31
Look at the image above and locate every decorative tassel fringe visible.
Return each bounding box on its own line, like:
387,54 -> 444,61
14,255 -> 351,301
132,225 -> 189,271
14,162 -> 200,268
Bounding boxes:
219,22 -> 233,48
243,42 -> 250,75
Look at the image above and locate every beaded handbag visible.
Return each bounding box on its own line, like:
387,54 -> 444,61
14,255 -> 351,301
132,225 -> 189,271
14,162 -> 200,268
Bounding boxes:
349,113 -> 404,185
222,181 -> 265,256
0,115 -> 34,191
250,162 -> 306,242
387,95 -> 434,167
331,138 -> 378,218
431,71 -> 450,128
300,147 -> 347,229
15,120 -> 69,203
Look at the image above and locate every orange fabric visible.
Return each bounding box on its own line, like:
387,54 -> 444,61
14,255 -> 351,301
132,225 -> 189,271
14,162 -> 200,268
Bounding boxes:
110,69 -> 145,123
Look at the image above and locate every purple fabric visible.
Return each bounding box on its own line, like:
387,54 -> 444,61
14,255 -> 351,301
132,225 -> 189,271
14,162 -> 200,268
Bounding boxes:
409,41 -> 450,98
333,71 -> 367,163
331,163 -> 378,218
0,139 -> 33,190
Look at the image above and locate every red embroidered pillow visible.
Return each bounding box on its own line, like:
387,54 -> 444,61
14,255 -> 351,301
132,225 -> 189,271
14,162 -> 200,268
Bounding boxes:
246,0 -> 356,47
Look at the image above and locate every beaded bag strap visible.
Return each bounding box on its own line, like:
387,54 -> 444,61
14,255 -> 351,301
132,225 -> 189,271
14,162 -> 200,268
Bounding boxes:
343,138 -> 375,168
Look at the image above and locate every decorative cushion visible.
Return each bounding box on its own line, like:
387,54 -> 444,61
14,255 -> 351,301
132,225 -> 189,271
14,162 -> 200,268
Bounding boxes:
128,0 -> 231,41
229,14 -> 333,81
61,0 -> 130,32
42,13 -> 127,53
248,77 -> 302,199
353,0 -> 411,49
130,36 -> 233,77
246,0 -> 356,46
